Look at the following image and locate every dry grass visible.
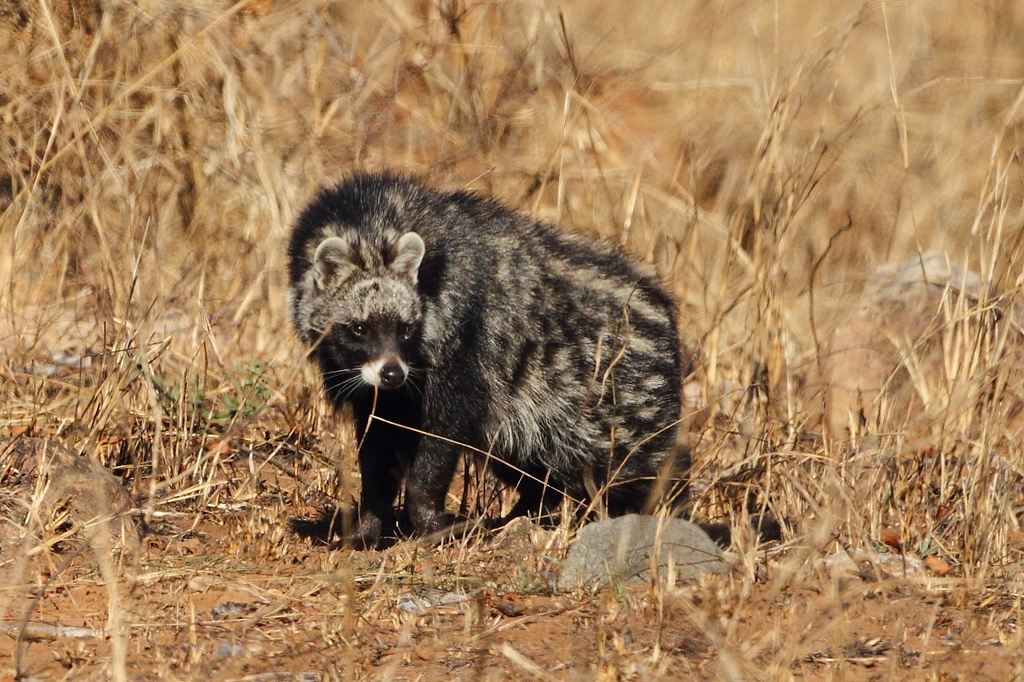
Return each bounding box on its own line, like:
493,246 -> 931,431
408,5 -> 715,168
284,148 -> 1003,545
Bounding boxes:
4,0 -> 1024,680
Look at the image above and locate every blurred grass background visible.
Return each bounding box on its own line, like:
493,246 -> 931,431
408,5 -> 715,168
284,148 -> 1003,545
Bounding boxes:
3,0 -> 1024,580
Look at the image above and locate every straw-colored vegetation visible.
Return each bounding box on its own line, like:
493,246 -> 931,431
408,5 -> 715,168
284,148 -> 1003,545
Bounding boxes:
3,0 -> 1024,679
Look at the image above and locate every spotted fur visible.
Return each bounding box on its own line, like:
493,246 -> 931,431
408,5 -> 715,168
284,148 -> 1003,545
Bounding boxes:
288,173 -> 689,546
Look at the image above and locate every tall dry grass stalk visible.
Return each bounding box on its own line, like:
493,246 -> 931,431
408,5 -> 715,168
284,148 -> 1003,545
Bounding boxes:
3,0 -> 1024,677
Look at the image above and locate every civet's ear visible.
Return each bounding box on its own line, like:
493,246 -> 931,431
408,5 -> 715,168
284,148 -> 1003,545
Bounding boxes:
312,236 -> 359,290
389,232 -> 425,283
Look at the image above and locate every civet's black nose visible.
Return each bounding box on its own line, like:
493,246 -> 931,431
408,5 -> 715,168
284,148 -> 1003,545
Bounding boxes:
379,364 -> 406,388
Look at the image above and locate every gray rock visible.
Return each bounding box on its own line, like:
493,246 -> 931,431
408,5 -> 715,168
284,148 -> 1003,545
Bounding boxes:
825,253 -> 1024,439
556,515 -> 729,591
0,436 -> 137,548
214,642 -> 250,659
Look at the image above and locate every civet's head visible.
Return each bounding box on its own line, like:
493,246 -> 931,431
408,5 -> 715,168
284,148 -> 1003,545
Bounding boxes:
289,227 -> 425,391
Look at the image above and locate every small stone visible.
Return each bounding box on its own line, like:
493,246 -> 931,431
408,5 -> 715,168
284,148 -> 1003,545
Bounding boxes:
556,515 -> 729,591
823,549 -> 925,580
211,601 -> 257,620
214,642 -> 249,659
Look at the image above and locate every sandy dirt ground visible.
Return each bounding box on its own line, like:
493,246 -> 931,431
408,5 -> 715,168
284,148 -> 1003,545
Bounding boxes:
3,497 -> 1023,682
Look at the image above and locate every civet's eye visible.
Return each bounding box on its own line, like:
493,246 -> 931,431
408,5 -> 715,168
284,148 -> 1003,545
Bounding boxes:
350,323 -> 369,338
397,323 -> 413,341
